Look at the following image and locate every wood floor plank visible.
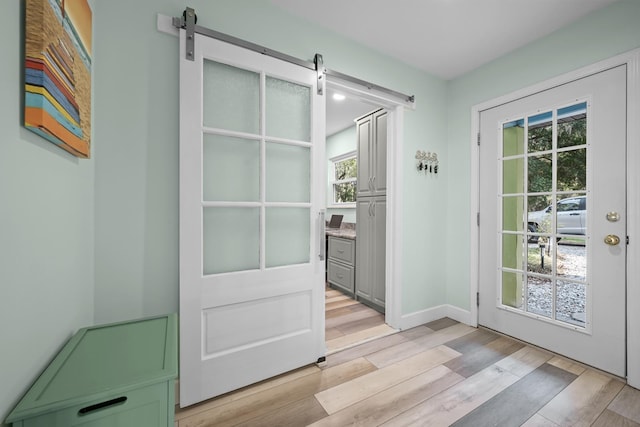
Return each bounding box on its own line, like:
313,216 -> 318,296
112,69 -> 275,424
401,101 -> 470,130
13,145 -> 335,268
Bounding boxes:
325,295 -> 350,304
234,396 -> 328,427
443,328 -> 501,353
592,409 -> 640,427
608,386 -> 640,423
424,317 -> 459,331
326,324 -> 396,352
520,413 -> 560,426
325,327 -> 344,340
324,305 -> 380,329
309,365 -> 464,427
178,358 -> 376,427
367,322 -> 476,368
323,333 -> 408,369
325,297 -> 360,311
547,355 -> 587,376
380,365 -> 520,427
538,369 -> 625,426
450,363 -> 577,427
325,302 -> 370,319
443,336 -> 525,378
315,345 -> 461,414
398,325 -> 435,340
174,365 -> 320,421
495,345 -> 553,378
335,312 -> 385,335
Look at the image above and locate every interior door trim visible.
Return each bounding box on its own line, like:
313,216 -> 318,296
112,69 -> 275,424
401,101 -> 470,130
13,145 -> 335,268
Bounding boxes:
470,48 -> 640,387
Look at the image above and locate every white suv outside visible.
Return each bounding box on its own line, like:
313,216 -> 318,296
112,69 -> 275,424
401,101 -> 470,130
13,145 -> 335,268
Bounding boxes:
527,196 -> 586,235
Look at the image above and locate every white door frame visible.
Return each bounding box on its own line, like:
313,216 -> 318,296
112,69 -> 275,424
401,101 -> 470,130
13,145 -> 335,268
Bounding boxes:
327,77 -> 415,330
470,49 -> 640,387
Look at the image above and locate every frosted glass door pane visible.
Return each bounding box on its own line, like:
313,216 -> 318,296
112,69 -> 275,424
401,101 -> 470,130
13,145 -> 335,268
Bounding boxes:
266,143 -> 310,202
203,208 -> 259,274
203,60 -> 259,134
203,134 -> 259,202
266,208 -> 309,268
266,77 -> 310,141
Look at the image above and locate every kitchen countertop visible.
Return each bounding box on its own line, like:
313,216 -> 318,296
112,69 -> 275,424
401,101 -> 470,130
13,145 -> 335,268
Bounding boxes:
326,223 -> 356,240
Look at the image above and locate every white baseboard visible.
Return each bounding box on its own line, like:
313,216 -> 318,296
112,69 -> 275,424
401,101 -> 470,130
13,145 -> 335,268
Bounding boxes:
446,304 -> 475,326
399,304 -> 474,330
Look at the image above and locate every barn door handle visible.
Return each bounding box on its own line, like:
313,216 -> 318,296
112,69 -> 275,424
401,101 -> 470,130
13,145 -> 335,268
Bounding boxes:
319,210 -> 326,260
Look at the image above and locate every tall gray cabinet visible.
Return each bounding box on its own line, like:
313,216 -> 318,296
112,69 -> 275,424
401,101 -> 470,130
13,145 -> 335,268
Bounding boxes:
356,109 -> 387,313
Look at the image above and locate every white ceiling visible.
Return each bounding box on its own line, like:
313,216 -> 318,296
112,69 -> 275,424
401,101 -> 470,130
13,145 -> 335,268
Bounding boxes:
272,0 -> 620,136
271,0 -> 619,80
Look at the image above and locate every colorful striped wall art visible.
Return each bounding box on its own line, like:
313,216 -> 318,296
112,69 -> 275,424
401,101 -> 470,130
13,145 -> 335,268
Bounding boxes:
25,0 -> 92,158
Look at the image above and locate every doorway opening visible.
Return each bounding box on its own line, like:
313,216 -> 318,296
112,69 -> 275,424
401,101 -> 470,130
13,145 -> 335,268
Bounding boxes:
323,81 -> 403,352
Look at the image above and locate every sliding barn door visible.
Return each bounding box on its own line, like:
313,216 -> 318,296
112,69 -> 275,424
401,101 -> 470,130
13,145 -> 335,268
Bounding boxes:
179,30 -> 326,407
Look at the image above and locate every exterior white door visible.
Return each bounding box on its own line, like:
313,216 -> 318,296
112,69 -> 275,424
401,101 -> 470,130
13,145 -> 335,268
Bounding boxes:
478,66 -> 627,376
179,31 -> 326,407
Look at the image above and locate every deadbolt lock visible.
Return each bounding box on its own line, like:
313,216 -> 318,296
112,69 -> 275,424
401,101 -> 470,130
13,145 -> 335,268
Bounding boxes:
606,211 -> 620,222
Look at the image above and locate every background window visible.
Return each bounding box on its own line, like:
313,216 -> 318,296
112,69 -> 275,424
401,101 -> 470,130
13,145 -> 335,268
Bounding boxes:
330,152 -> 357,205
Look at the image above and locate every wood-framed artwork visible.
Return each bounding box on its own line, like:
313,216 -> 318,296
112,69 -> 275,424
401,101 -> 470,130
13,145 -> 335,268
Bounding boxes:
25,0 -> 92,158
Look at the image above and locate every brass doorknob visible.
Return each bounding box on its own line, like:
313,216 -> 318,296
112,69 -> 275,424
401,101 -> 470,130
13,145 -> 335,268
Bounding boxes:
604,234 -> 620,246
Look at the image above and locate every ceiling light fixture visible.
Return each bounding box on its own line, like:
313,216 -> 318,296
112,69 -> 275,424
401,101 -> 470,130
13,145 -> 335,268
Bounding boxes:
332,93 -> 346,101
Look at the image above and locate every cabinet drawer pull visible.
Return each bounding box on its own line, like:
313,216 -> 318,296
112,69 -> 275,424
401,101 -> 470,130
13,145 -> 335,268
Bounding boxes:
78,396 -> 127,415
337,249 -> 344,253
337,274 -> 344,279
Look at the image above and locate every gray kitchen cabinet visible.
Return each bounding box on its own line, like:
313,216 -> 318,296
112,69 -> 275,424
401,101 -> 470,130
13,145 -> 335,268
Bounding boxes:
356,109 -> 387,198
327,236 -> 356,295
355,196 -> 386,313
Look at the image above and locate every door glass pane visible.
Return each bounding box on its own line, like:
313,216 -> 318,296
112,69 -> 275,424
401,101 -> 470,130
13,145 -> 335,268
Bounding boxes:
266,142 -> 310,202
556,280 -> 586,326
502,271 -> 523,308
502,196 -> 524,232
266,77 -> 310,141
527,242 -> 552,275
266,208 -> 310,267
502,234 -> 524,270
528,111 -> 552,153
528,153 -> 552,192
558,148 -> 586,191
503,119 -> 524,157
557,238 -> 586,281
203,60 -> 260,134
203,134 -> 259,202
527,276 -> 552,318
203,207 -> 259,274
528,195 -> 552,234
503,158 -> 524,194
558,102 -> 587,149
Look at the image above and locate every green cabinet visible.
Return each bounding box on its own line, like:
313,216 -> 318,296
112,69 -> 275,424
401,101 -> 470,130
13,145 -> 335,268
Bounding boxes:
5,314 -> 178,427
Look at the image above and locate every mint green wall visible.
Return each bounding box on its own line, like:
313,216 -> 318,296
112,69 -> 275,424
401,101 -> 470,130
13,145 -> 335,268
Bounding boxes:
326,126 -> 357,223
0,1 -> 95,422
446,0 -> 640,309
92,0 -> 449,322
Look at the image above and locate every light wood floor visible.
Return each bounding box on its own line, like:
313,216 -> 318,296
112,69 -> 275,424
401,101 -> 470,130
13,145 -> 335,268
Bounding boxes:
324,287 -> 395,353
175,296 -> 640,426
